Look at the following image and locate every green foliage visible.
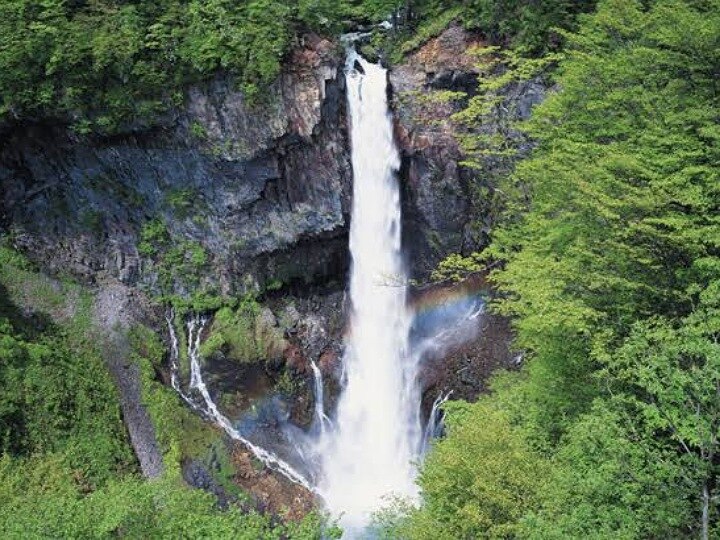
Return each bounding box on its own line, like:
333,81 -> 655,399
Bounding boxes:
380,0 -> 596,64
0,247 -> 327,538
138,218 -> 216,305
0,246 -> 136,488
128,323 -> 220,467
189,120 -> 208,139
458,0 -> 596,55
165,187 -> 197,218
486,0 -> 720,442
0,0 -> 392,132
0,456 -> 327,539
523,401 -> 694,539
265,277 -> 284,292
378,399 -> 549,539
0,0 -> 597,133
394,0 -> 720,537
431,252 -> 485,282
183,0 -> 294,101
452,46 -> 561,164
393,6 -> 463,60
0,316 -> 136,486
0,243 -> 75,317
275,366 -> 302,397
200,296 -> 267,362
138,218 -> 169,257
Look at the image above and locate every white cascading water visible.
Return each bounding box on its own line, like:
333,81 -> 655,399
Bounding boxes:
311,360 -> 331,436
421,391 -> 452,455
167,311 -> 313,490
317,50 -> 422,534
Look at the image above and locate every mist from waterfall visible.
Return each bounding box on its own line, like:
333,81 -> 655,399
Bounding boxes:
316,50 -> 422,535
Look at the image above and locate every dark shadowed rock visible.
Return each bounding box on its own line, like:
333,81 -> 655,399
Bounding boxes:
0,35 -> 351,296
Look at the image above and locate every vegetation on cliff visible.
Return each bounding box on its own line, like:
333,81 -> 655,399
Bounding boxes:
390,0 -> 720,537
0,0 -> 594,133
0,245 -> 329,538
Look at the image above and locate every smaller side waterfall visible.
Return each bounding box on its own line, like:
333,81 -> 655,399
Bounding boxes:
310,361 -> 331,435
421,391 -> 452,455
167,311 -> 181,392
166,310 -> 200,410
187,315 -> 206,390
167,310 -> 313,490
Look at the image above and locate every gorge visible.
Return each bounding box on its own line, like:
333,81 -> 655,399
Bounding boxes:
3,2 -> 716,538
161,49 -> 497,533
0,14 -> 532,539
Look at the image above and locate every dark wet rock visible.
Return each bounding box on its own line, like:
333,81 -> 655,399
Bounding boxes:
283,343 -> 307,373
195,287 -> 345,431
408,277 -> 516,419
271,289 -> 346,427
183,459 -> 233,509
0,34 -> 354,484
425,309 -> 515,400
269,289 -> 346,376
0,35 -> 351,296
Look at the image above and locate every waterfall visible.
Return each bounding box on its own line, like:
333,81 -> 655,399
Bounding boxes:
317,50 -> 422,534
167,310 -> 313,490
164,48 -> 458,536
166,310 -> 201,411
421,391 -> 452,455
166,310 -> 182,392
310,360 -> 331,435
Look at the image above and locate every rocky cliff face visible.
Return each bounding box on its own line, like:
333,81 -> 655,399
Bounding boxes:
390,23 -> 547,278
0,25 -> 547,297
0,35 -> 351,296
0,35 -> 353,489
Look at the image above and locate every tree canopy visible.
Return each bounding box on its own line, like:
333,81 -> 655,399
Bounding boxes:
388,0 -> 720,537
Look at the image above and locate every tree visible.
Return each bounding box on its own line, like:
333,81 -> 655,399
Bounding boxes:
607,295 -> 720,539
378,400 -> 549,539
524,402 -> 694,538
411,0 -> 720,536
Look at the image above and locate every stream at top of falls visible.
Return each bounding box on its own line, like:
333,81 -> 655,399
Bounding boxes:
165,50 -> 482,538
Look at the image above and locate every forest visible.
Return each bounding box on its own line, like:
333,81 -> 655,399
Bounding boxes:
0,0 -> 718,538
383,0 -> 720,537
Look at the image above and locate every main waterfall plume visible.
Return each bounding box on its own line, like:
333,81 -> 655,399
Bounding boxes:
317,50 -> 422,534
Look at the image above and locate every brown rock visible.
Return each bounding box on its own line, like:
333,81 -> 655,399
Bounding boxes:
230,443 -> 316,522
318,347 -> 340,373
283,342 -> 308,373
